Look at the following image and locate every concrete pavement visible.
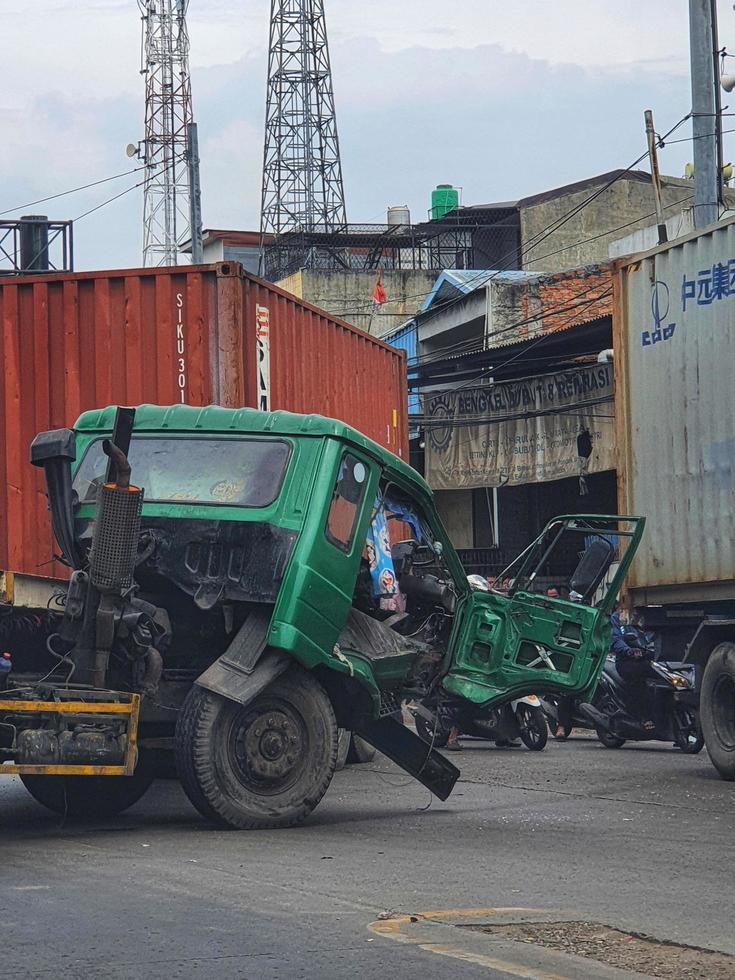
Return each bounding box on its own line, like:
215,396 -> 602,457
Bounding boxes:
2,734 -> 733,979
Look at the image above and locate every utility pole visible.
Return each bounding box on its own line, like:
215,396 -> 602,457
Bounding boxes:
645,110 -> 668,244
689,0 -> 721,228
139,0 -> 197,266
260,0 -> 348,278
187,122 -> 204,264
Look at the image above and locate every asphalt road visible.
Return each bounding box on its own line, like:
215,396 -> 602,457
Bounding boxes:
2,733 -> 733,980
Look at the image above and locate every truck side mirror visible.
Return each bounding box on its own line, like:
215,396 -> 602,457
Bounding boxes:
30,428 -> 82,569
569,537 -> 615,602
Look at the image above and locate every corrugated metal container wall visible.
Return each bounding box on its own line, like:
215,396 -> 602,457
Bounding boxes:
383,321 -> 419,416
0,263 -> 408,580
241,276 -> 407,453
615,219 -> 735,601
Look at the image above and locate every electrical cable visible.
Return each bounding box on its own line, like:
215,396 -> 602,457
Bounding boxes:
330,113 -> 694,327
413,396 -> 614,430
413,352 -> 613,398
331,186 -> 693,322
408,279 -> 613,374
0,166 -> 147,218
13,152 -> 187,272
453,287 -> 612,384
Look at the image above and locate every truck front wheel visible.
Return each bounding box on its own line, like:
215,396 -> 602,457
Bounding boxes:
700,642 -> 735,780
175,667 -> 338,829
20,772 -> 153,818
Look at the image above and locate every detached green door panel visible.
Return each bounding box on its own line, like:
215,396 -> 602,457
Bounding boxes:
270,441 -> 378,667
444,590 -> 605,706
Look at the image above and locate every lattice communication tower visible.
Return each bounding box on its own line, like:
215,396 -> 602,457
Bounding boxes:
260,0 -> 347,270
139,0 -> 194,266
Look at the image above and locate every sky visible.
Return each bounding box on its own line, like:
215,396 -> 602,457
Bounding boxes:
2,0 -> 734,270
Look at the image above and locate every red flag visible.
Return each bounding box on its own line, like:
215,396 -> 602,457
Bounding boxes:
372,270 -> 387,305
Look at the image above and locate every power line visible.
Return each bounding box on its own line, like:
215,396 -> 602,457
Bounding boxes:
332,118 -> 693,323
407,284 -> 613,400
73,179 -> 147,223
16,156 -> 184,273
438,288 -> 613,388
408,278 -> 612,371
413,396 -> 615,429
0,167 -> 146,218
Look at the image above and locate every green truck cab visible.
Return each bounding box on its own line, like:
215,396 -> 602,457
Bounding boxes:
2,404 -> 643,829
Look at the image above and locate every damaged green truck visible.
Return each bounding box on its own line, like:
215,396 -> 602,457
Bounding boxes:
0,404 -> 643,828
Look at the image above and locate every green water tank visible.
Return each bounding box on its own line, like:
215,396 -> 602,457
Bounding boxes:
430,184 -> 459,220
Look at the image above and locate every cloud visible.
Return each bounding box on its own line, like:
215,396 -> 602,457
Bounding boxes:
0,0 -> 709,270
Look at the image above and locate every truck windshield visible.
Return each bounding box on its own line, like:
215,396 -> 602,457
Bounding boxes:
73,437 -> 291,508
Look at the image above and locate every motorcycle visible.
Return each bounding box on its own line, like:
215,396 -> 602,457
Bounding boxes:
540,694 -> 592,739
411,693 -> 549,752
580,625 -> 702,753
411,573 -> 547,751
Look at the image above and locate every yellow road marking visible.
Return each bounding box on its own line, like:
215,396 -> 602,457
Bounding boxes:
368,908 -> 570,980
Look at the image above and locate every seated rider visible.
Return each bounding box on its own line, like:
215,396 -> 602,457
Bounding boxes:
611,607 -> 655,731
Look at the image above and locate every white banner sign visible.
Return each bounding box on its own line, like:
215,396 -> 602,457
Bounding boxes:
425,364 -> 614,490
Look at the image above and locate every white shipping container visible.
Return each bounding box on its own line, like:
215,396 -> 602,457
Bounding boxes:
615,217 -> 735,603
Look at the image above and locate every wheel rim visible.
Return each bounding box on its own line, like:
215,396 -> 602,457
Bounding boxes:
228,696 -> 307,795
712,675 -> 735,749
674,708 -> 700,750
519,707 -> 542,746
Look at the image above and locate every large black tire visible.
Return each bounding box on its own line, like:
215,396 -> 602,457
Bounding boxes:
175,667 -> 338,829
20,771 -> 153,818
700,642 -> 735,779
517,705 -> 548,751
596,726 -> 626,749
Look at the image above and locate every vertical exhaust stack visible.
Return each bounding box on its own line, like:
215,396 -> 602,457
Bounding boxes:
88,441 -> 143,595
89,408 -> 141,596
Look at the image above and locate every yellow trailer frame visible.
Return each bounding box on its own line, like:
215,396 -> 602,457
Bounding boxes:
0,694 -> 141,776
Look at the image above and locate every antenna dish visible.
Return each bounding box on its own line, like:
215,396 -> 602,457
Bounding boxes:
722,74 -> 735,93
126,143 -> 139,159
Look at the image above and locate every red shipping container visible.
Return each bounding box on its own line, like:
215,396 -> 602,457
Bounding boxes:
0,262 -> 408,579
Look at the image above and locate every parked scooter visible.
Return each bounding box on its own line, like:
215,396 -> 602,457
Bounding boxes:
540,695 -> 592,739
580,625 -> 702,752
411,694 -> 548,751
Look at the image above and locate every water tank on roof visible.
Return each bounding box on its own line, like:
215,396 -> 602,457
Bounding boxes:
430,184 -> 459,220
387,205 -> 411,227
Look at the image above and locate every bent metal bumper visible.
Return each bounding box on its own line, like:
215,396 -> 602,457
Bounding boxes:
0,693 -> 140,777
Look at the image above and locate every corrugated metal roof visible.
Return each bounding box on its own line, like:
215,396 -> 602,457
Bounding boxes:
420,269 -> 540,312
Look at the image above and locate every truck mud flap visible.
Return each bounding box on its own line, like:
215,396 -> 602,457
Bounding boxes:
196,649 -> 290,707
355,716 -> 460,801
194,609 -> 289,708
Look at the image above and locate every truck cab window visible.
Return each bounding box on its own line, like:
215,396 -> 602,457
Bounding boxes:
325,454 -> 367,552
